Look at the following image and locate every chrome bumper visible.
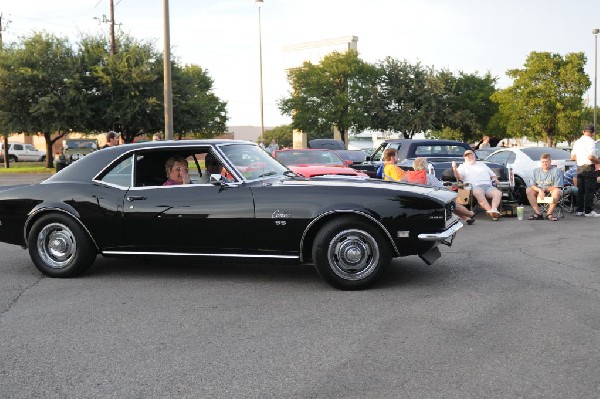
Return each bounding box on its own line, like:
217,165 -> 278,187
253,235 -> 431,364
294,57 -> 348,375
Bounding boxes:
418,221 -> 463,244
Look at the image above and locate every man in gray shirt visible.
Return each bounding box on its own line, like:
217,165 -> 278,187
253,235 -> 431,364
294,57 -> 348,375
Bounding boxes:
526,152 -> 563,220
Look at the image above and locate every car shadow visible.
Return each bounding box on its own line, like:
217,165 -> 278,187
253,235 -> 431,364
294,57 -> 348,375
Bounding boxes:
83,255 -> 452,290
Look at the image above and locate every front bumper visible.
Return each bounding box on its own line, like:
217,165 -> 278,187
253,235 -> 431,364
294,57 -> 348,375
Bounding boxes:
418,220 -> 463,244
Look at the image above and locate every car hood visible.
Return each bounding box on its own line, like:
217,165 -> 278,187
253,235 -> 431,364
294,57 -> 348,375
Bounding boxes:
276,175 -> 456,203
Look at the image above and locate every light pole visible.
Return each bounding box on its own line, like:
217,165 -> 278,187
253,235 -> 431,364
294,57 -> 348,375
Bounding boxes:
255,0 -> 265,143
593,29 -> 600,129
163,0 -> 174,140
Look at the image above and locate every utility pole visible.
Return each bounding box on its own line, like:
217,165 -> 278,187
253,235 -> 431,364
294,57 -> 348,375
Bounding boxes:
163,0 -> 174,139
109,0 -> 116,55
0,13 -> 10,168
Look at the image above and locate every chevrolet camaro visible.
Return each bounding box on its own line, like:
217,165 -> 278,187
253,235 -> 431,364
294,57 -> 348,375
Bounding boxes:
0,140 -> 463,289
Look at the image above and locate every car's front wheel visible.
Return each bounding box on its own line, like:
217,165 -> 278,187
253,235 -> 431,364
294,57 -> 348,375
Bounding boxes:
28,213 -> 96,277
312,217 -> 392,290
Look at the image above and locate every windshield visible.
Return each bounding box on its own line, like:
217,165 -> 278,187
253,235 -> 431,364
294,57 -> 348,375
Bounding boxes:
274,150 -> 344,166
220,143 -> 289,180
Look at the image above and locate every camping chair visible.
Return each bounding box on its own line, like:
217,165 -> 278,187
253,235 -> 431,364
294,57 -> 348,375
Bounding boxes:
559,185 -> 576,214
537,189 -> 567,219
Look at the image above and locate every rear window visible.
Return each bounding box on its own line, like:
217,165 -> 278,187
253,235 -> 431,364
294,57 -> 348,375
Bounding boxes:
414,144 -> 468,157
521,147 -> 571,161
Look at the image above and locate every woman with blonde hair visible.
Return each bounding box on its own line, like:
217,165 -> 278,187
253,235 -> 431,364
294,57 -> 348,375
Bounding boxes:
413,157 -> 476,225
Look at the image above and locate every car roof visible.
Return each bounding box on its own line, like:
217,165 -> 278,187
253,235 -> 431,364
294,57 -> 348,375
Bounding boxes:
383,138 -> 470,145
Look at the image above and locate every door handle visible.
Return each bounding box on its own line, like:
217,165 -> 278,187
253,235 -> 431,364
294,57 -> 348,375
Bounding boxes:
126,196 -> 147,201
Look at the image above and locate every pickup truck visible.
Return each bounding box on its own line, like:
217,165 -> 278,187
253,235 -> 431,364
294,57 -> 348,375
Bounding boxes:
354,139 -> 516,199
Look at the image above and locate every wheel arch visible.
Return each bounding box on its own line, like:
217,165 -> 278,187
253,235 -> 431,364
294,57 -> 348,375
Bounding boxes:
299,210 -> 399,263
24,207 -> 99,252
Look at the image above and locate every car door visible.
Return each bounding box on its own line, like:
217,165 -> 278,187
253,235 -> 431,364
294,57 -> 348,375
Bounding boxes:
122,183 -> 255,254
22,144 -> 39,161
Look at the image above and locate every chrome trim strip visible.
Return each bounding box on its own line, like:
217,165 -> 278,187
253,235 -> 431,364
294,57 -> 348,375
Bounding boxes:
418,221 -> 463,241
102,251 -> 299,259
299,210 -> 400,262
24,207 -> 100,251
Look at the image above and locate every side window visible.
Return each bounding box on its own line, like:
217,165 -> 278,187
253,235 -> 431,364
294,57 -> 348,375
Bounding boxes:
14,144 -> 23,151
100,155 -> 133,187
371,145 -> 385,162
486,151 -> 511,165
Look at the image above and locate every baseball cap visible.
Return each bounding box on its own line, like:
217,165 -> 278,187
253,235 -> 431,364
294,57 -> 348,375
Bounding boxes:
584,124 -> 595,133
463,150 -> 475,157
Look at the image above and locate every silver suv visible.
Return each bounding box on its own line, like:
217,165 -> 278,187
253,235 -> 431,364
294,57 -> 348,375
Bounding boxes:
0,142 -> 46,162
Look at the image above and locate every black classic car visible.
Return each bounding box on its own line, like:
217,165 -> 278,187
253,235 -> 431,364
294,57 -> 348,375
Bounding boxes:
0,140 -> 463,290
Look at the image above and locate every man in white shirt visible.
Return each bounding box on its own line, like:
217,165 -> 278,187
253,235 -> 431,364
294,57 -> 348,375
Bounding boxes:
452,149 -> 503,220
571,124 -> 600,217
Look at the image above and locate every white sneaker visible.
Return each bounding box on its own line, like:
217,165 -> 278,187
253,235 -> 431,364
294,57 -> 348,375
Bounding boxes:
584,211 -> 600,217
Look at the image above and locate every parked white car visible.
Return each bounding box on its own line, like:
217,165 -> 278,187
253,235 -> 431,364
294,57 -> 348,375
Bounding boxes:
484,147 -> 577,196
0,142 -> 46,162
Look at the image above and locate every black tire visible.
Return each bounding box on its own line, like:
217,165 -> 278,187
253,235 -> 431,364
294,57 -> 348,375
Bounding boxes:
8,155 -> 17,163
312,216 -> 392,290
40,155 -> 46,163
27,213 -> 96,277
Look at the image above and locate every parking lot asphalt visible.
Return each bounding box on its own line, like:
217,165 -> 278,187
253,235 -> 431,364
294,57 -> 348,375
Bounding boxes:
1,174 -> 599,398
0,173 -> 53,186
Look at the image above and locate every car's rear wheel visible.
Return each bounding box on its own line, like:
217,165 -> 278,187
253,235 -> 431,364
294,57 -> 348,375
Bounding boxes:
28,213 -> 96,277
8,155 -> 17,163
312,217 -> 391,290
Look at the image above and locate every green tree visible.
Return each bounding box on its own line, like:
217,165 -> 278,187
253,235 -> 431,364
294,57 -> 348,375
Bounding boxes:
86,34 -> 164,143
279,50 -> 375,145
262,125 -> 293,148
491,51 -> 590,146
433,70 -> 498,143
172,64 -> 228,139
0,32 -> 83,167
367,58 -> 437,139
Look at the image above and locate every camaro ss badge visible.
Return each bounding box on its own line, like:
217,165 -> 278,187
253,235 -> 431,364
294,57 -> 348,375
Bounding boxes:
272,210 -> 290,226
272,210 -> 290,219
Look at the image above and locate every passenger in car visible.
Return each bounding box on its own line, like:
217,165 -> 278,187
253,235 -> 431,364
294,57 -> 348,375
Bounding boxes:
163,156 -> 191,185
199,153 -> 234,183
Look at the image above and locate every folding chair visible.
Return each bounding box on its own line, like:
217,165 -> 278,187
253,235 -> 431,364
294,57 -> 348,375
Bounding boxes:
537,193 -> 564,218
558,185 -> 576,214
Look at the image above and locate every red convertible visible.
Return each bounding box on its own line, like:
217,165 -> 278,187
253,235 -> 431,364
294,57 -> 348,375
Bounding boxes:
273,149 -> 368,178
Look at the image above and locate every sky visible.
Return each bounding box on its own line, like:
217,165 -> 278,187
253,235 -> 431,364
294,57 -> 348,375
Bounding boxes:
2,0 -> 600,129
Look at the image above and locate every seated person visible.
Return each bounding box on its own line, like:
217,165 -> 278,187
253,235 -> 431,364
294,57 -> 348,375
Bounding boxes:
163,156 -> 190,185
382,148 -> 405,181
452,150 -> 503,220
199,153 -> 234,183
526,152 -> 563,221
563,166 -> 578,200
414,158 -> 476,225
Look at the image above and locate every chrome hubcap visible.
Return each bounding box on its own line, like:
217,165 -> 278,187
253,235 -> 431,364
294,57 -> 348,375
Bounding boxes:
37,223 -> 76,269
327,229 -> 380,280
